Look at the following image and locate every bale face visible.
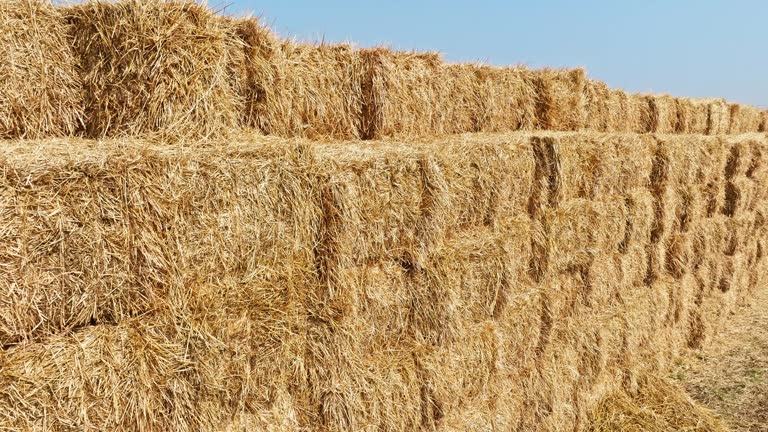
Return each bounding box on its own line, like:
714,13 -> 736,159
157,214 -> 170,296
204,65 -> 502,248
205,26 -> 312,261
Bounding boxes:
627,94 -> 653,133
728,103 -> 763,134
606,89 -> 630,132
760,110 -> 768,132
529,68 -> 588,131
677,99 -> 710,134
0,0 -> 83,139
1,131 -> 767,432
648,95 -> 680,133
706,99 -> 731,135
585,80 -> 611,132
66,0 -> 242,139
470,66 -> 538,132
360,48 -> 447,139
0,139 -> 321,346
241,38 -> 363,139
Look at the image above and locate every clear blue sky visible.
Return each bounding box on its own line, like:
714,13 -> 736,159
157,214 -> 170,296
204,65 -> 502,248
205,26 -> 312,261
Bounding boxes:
221,0 -> 766,108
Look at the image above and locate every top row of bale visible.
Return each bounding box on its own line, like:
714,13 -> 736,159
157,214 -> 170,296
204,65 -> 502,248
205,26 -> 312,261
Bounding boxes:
1,0 -> 766,141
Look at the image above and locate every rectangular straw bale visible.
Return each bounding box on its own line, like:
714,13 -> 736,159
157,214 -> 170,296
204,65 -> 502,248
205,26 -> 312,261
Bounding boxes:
0,138 -> 320,346
729,103 -> 763,134
0,318 -> 230,431
543,198 -> 626,273
528,68 -> 587,131
240,38 -> 363,139
648,95 -> 680,133
677,98 -> 711,135
585,80 -> 611,131
311,142 -> 446,272
0,0 -> 83,139
760,110 -> 768,132
706,98 -> 731,135
301,330 -> 423,431
439,64 -> 479,134
555,133 -> 641,199
420,321 -> 501,424
434,133 -> 534,226
627,94 -> 653,133
469,65 -> 538,132
439,220 -> 532,324
606,89 -> 630,132
360,48 -> 446,139
697,136 -> 729,216
66,0 -> 243,139
622,188 -> 656,251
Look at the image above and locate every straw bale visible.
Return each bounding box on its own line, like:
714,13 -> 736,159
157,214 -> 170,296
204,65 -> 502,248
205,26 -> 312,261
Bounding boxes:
676,98 -> 710,134
469,65 -> 538,132
528,68 -> 587,131
0,0 -> 83,139
760,110 -> 768,132
627,94 -> 653,133
66,0 -> 243,139
698,136 -> 729,216
0,138 -> 320,346
543,198 -> 626,273
729,103 -> 763,134
239,37 -> 363,139
434,134 -> 534,225
554,132 -> 653,198
359,48 -> 446,139
621,189 -> 656,250
441,221 -> 532,324
301,330 -> 423,431
585,80 -> 610,131
606,89 -> 630,132
648,95 -> 680,133
706,99 -> 731,135
0,317 -> 230,431
420,321 -> 501,421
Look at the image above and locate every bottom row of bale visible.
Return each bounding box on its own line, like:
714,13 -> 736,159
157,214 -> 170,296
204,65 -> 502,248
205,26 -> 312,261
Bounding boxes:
0,131 -> 766,431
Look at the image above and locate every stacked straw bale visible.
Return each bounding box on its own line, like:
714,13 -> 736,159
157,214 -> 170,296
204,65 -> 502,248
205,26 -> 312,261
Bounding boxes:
760,110 -> 768,132
676,98 -> 711,134
2,131 -> 766,431
359,48 -> 450,139
728,103 -> 763,134
0,0 -> 82,139
648,95 -> 680,133
447,64 -> 538,133
529,68 -> 588,131
65,0 -> 243,139
706,98 -> 732,135
236,17 -> 364,139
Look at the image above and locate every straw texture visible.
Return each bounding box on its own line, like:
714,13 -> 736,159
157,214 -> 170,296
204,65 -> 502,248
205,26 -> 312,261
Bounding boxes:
2,131 -> 766,431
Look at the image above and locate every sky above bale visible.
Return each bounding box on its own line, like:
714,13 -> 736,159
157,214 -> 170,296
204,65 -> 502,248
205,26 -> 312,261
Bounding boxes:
225,0 -> 768,108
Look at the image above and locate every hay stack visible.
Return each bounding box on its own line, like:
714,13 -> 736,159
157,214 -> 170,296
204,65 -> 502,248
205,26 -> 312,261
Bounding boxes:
760,110 -> 768,132
585,80 -> 611,132
706,99 -> 731,135
0,0 -> 82,139
676,98 -> 710,135
237,22 -> 363,139
467,65 -> 538,132
729,103 -> 762,134
648,95 -> 680,133
529,68 -> 588,131
66,0 -> 243,139
2,131 -> 767,431
360,48 -> 448,139
627,94 -> 653,133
